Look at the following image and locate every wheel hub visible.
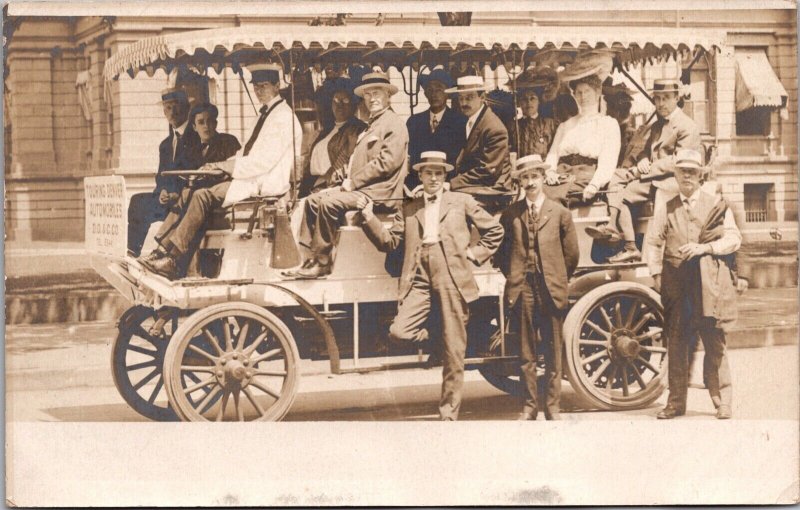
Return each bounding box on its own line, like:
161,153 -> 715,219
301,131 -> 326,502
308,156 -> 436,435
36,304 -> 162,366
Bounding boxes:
610,329 -> 640,361
216,352 -> 254,389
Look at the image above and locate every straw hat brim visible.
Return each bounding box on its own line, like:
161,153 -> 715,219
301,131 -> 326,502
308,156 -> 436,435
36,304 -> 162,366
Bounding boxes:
353,82 -> 399,97
510,163 -> 551,179
412,161 -> 455,172
445,84 -> 487,94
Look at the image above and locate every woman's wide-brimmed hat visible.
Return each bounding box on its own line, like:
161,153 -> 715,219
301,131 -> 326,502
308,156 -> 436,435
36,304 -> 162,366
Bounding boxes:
353,71 -> 399,97
507,65 -> 559,90
560,52 -> 613,83
602,80 -> 637,98
412,151 -> 454,172
510,154 -> 551,180
445,75 -> 488,94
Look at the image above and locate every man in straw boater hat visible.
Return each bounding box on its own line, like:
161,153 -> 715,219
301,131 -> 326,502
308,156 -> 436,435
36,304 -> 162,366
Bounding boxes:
138,63 -> 302,279
356,151 -> 503,420
404,68 -> 467,193
446,75 -> 512,198
127,86 -> 202,257
295,70 -> 409,279
643,149 -> 740,420
587,77 -> 702,263
496,154 -> 579,420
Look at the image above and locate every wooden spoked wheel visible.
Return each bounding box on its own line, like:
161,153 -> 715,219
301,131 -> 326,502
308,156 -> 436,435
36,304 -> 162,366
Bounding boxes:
563,282 -> 667,410
163,302 -> 300,422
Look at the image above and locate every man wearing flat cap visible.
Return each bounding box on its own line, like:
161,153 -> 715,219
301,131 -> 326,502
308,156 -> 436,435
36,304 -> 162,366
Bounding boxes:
127,87 -> 202,257
447,75 -> 512,196
139,63 -> 302,279
644,149 -> 740,420
590,78 -> 702,263
404,69 -> 467,192
357,151 -> 504,420
496,154 -> 579,421
295,71 -> 409,279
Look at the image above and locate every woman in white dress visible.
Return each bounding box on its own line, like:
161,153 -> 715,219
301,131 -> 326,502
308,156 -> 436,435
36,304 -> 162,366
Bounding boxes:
544,64 -> 620,207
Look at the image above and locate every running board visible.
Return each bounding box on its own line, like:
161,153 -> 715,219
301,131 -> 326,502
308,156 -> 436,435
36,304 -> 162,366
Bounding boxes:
337,356 -> 519,374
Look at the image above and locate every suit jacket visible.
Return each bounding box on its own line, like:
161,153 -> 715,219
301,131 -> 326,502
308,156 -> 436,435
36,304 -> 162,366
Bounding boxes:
363,191 -> 504,303
156,124 -> 203,194
636,108 -> 701,188
200,132 -> 241,164
348,108 -> 409,201
405,107 -> 467,189
496,197 -> 579,310
304,117 -> 367,193
450,105 -> 511,192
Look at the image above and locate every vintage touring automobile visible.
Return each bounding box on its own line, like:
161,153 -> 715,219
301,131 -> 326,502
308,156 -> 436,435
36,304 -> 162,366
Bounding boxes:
90,24 -> 726,421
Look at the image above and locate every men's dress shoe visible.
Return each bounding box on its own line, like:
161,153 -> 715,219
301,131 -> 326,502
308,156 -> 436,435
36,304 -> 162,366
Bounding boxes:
517,411 -> 537,421
585,224 -> 622,242
608,248 -> 642,264
281,258 -> 316,277
140,255 -> 179,280
138,250 -> 166,265
440,416 -> 455,421
295,262 -> 332,279
545,412 -> 562,421
716,405 -> 732,420
656,406 -> 685,419
711,396 -> 722,410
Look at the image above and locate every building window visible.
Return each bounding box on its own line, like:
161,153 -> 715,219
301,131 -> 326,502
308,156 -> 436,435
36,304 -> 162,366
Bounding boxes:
683,52 -> 715,135
743,183 -> 773,223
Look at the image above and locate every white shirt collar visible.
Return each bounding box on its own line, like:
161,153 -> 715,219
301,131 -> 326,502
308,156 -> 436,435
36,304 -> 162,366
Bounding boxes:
370,106 -> 390,120
679,187 -> 702,205
467,105 -> 484,128
423,189 -> 444,203
525,193 -> 546,212
430,108 -> 445,122
665,107 -> 682,122
262,94 -> 283,111
174,118 -> 189,137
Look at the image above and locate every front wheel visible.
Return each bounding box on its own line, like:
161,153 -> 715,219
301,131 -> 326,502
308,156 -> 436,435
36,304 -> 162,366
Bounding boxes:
163,302 -> 300,422
563,282 -> 667,410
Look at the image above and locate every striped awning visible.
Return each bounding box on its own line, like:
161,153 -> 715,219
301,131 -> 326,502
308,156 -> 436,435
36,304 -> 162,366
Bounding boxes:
103,24 -> 726,81
735,49 -> 789,111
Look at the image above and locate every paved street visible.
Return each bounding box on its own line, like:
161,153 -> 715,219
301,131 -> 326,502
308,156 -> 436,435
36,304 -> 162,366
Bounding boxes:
6,319 -> 798,422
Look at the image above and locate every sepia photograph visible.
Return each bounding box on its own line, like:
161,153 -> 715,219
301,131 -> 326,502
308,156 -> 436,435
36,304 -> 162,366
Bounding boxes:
4,0 -> 798,505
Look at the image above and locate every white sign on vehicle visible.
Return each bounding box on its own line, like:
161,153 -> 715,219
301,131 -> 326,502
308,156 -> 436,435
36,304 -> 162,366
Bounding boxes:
84,175 -> 127,257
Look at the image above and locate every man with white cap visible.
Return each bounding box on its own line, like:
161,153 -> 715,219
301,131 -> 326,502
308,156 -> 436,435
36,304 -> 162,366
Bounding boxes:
295,70 -> 408,279
446,75 -> 511,196
644,149 -> 740,420
589,78 -> 702,263
356,150 -> 503,420
127,86 -> 202,257
404,68 -> 467,192
496,154 -> 579,421
139,63 -> 302,279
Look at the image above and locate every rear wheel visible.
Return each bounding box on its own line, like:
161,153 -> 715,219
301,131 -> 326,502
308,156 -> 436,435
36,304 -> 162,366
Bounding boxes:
163,302 -> 300,422
563,282 -> 667,410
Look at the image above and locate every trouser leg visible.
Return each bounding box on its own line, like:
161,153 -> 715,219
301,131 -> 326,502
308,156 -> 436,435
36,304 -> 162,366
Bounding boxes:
299,193 -> 321,250
537,307 -> 563,417
127,193 -> 167,257
311,191 -> 361,266
699,318 -> 732,408
389,266 -> 431,344
427,245 -> 469,420
161,182 -> 229,256
516,282 -> 539,414
665,296 -> 692,411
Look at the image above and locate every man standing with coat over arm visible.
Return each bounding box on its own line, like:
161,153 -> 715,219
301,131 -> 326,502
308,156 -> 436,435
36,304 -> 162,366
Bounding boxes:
496,154 -> 579,421
357,151 -> 504,420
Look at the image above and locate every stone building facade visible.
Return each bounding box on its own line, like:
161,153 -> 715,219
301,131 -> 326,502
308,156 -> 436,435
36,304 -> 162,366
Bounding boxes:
4,8 -> 797,244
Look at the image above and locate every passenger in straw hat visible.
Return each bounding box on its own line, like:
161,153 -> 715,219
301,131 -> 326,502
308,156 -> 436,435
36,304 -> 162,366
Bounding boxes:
404,68 -> 467,193
139,63 -> 302,279
296,70 -> 408,279
127,86 -> 203,257
543,58 -> 620,207
644,149 -> 740,420
357,151 -> 503,420
496,154 -> 579,420
589,77 -> 702,264
446,75 -> 512,199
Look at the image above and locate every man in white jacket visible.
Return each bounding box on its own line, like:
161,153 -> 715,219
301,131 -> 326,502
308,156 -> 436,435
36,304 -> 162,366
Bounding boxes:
139,63 -> 302,279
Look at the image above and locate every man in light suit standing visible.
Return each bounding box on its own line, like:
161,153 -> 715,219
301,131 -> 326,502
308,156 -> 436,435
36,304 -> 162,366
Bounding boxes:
139,63 -> 302,279
296,71 -> 408,279
357,151 -> 504,420
496,154 -> 579,421
404,69 -> 467,192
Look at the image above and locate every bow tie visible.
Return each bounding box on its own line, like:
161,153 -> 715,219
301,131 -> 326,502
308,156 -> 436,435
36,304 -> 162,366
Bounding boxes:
426,194 -> 438,203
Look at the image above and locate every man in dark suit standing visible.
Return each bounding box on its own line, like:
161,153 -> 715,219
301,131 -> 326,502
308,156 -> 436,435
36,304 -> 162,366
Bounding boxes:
127,87 -> 202,256
644,149 -> 740,420
404,69 -> 467,192
446,76 -> 511,195
357,151 -> 504,420
496,154 -> 579,421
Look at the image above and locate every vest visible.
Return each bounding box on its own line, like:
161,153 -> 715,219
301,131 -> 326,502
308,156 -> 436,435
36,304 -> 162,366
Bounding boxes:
525,207 -> 541,274
663,192 -> 715,269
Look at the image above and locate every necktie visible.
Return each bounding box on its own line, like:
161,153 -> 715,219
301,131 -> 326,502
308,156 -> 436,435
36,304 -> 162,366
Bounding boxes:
466,119 -> 474,138
201,142 -> 209,158
243,100 -> 283,156
528,204 -> 539,234
431,116 -> 439,133
172,130 -> 181,161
